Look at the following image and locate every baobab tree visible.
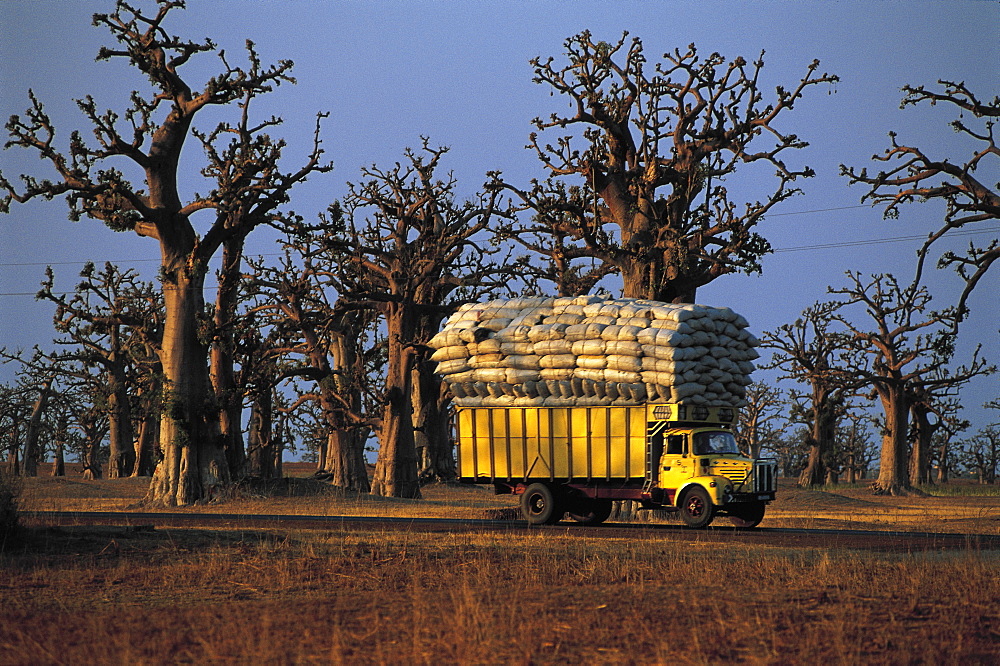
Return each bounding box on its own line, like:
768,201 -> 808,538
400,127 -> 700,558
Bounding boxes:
842,81 -> 999,316
0,384 -> 29,476
736,382 -> 788,460
907,384 -> 976,486
502,31 -> 838,303
830,272 -> 993,495
0,2 -> 330,504
314,142 -> 515,498
761,303 -> 855,487
36,262 -> 159,478
245,248 -> 376,492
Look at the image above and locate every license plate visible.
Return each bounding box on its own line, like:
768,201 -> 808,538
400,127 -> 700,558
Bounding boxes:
757,494 -> 770,500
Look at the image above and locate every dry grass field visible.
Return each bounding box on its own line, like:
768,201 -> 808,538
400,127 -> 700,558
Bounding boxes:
3,472 -> 1000,664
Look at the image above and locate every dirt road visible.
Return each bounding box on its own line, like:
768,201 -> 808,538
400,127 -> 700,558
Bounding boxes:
24,510 -> 1000,553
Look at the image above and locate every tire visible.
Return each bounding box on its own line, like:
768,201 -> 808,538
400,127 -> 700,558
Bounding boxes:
679,486 -> 715,528
521,483 -> 563,525
566,498 -> 614,526
729,501 -> 766,529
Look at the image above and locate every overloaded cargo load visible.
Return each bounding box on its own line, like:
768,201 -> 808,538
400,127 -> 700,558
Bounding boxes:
428,296 -> 759,408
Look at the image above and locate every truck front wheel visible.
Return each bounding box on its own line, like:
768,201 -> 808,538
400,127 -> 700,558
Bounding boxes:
729,501 -> 766,529
679,486 -> 715,528
521,483 -> 563,525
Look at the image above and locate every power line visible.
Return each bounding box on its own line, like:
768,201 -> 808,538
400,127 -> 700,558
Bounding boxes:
773,226 -> 1000,253
0,226 -> 998,297
0,203 -> 895,269
3,225 -> 998,271
768,204 -> 872,217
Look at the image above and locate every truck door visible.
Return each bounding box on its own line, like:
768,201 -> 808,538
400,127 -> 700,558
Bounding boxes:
659,431 -> 694,502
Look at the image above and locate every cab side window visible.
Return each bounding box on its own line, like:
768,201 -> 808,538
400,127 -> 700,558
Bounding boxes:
666,435 -> 685,455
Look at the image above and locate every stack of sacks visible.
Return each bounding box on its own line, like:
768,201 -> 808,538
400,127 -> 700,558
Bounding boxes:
428,296 -> 759,408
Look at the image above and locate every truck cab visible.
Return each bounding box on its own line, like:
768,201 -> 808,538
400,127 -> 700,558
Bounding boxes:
654,423 -> 774,528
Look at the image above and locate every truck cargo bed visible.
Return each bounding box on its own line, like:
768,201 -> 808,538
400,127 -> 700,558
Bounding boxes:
456,406 -> 648,483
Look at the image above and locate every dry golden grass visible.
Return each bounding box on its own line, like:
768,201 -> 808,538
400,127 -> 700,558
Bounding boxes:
3,523 -> 1000,664
4,473 -> 1000,663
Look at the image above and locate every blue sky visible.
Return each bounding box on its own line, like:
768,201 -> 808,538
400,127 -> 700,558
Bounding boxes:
1,1 -> 997,435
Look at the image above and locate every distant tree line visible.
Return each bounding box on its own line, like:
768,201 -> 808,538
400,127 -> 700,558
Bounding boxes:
0,1 -> 995,502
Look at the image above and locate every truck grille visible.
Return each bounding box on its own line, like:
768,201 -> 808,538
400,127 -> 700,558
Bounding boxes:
752,459 -> 778,494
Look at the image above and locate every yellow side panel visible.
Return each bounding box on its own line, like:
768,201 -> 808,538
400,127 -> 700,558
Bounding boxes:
608,408 -> 628,478
474,407 -> 493,479
456,406 -> 647,482
569,408 -> 589,479
544,408 -> 567,479
457,408 -> 475,478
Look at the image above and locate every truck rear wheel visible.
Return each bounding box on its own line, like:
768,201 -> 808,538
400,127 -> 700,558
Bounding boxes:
521,483 -> 563,525
729,501 -> 766,528
566,498 -> 613,526
679,486 -> 714,528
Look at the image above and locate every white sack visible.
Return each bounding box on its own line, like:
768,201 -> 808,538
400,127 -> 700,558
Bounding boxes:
471,368 -> 507,383
605,369 -> 642,383
501,355 -> 542,370
527,323 -> 569,341
499,341 -> 535,355
467,353 -> 503,369
539,354 -> 577,369
604,340 -> 642,356
533,339 -> 573,355
574,368 -> 606,382
436,358 -> 471,375
543,314 -> 585,326
571,339 -> 607,356
576,355 -> 608,370
430,345 -> 469,362
641,345 -> 686,361
606,355 -> 642,373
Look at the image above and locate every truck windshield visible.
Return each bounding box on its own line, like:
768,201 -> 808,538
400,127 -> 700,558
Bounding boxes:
693,431 -> 741,456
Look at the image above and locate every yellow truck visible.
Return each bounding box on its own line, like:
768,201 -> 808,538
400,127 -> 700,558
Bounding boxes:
456,402 -> 777,528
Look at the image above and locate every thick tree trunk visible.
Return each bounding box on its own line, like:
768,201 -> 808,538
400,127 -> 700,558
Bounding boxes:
908,404 -> 937,486
148,271 -> 228,506
317,330 -> 370,491
51,417 -> 66,477
371,308 -> 421,498
274,435 -> 283,479
81,434 -> 103,480
936,439 -> 950,484
247,388 -> 275,480
323,427 -> 369,489
106,356 -> 136,479
798,437 -> 826,487
620,260 -> 697,305
51,441 -> 65,477
872,385 -> 914,496
22,379 -> 53,478
798,387 -> 835,487
211,340 -> 245,479
412,357 -> 455,483
5,413 -> 20,476
211,239 -> 247,480
132,408 -> 158,477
